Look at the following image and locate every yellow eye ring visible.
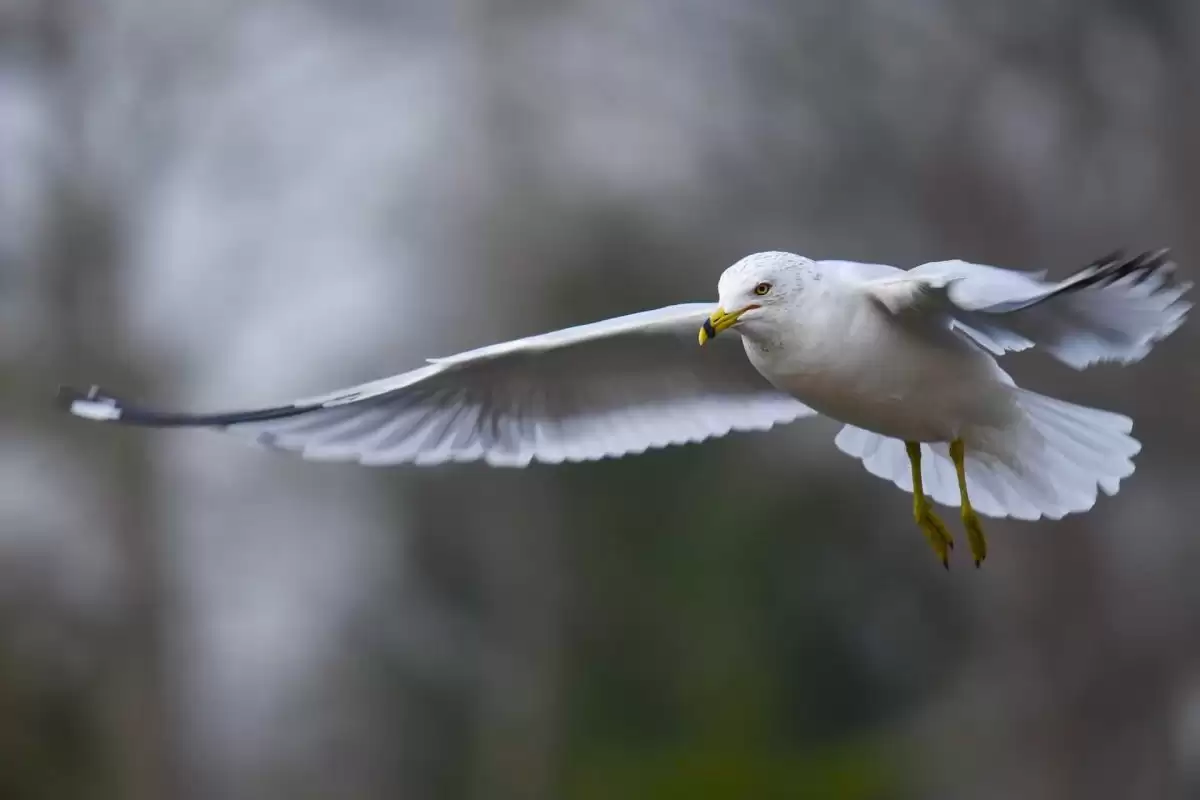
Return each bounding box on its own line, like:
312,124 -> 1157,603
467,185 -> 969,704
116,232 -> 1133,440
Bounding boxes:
753,282 -> 772,296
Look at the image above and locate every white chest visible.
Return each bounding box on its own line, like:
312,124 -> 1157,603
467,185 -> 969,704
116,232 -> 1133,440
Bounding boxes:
741,300 -> 1007,441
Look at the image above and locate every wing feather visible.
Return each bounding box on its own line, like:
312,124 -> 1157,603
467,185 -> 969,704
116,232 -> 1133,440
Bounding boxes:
58,302 -> 817,467
865,249 -> 1190,368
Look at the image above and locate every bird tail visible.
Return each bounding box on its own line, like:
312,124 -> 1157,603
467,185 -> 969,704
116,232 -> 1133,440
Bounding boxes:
833,389 -> 1140,521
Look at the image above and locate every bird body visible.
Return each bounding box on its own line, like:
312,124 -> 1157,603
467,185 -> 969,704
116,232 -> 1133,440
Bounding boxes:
705,250 -> 1181,532
738,274 -> 1015,444
59,248 -> 1190,565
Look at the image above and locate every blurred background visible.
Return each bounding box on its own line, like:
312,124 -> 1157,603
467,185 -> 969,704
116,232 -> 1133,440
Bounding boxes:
3,1 -> 1200,798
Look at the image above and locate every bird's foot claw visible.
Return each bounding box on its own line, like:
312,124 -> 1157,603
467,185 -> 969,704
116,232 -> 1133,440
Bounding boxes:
962,507 -> 987,567
914,497 -> 954,569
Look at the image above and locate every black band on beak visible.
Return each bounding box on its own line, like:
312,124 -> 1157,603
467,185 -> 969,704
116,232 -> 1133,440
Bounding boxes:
702,318 -> 717,340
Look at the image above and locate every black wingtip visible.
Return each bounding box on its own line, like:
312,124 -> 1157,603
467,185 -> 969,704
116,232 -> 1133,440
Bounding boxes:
1063,247 -> 1176,294
55,382 -> 320,428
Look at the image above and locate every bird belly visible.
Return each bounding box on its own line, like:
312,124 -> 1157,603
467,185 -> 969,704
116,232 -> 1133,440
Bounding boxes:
784,373 -> 974,442
746,321 -> 1016,443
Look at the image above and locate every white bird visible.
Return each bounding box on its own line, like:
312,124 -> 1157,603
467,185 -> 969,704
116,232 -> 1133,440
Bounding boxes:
60,249 -> 1189,568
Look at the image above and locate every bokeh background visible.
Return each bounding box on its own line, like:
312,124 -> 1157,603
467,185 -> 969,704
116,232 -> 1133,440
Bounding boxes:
4,1 -> 1200,798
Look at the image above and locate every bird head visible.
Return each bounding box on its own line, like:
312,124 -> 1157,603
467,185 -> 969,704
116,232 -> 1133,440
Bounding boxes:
699,252 -> 815,345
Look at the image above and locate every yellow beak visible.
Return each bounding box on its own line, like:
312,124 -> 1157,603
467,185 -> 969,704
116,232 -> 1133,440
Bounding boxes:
698,306 -> 752,345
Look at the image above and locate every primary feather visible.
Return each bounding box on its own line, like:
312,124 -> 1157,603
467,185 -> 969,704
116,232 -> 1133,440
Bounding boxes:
864,249 -> 1191,368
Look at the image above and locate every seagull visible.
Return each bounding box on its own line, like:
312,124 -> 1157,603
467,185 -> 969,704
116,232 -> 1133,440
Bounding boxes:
59,249 -> 1189,568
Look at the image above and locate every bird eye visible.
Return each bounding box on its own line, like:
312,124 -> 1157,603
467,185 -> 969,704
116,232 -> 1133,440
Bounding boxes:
753,282 -> 772,296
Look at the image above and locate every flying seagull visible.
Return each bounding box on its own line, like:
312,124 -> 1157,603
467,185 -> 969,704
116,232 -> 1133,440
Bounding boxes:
59,249 -> 1189,568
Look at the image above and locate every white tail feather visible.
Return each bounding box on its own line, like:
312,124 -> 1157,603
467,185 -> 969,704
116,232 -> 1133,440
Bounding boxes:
833,390 -> 1140,521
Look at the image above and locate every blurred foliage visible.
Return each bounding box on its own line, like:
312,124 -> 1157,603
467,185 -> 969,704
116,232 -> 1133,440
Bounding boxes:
564,737 -> 906,800
0,647 -> 114,800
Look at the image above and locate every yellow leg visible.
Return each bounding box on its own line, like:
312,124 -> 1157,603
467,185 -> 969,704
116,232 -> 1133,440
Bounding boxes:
906,442 -> 954,569
950,439 -> 987,567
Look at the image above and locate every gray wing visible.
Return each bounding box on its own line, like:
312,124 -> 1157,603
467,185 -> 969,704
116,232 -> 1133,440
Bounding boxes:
59,303 -> 817,467
864,249 -> 1191,368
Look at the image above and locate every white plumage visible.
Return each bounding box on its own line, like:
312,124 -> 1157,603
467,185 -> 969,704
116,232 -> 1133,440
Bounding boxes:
60,249 -> 1188,523
833,392 -> 1140,521
63,303 -> 817,467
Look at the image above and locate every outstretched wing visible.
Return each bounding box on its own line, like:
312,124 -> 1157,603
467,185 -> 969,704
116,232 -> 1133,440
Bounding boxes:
865,249 -> 1191,368
59,303 -> 816,467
